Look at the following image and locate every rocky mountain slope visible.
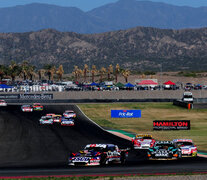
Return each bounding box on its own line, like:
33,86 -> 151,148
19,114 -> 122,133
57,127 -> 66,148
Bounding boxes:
1,27 -> 207,72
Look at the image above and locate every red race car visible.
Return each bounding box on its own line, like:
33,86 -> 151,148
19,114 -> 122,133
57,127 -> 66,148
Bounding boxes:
53,114 -> 62,123
132,134 -> 155,150
33,103 -> 43,111
21,105 -> 33,112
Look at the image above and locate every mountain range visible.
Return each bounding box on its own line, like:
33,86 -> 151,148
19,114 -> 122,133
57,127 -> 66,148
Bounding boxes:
0,0 -> 207,33
1,27 -> 207,72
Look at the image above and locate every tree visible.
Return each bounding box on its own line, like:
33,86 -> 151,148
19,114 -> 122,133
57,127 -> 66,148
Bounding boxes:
8,60 -> 21,82
91,65 -> 97,82
38,69 -> 45,80
27,65 -> 36,80
0,65 -> 6,80
107,64 -> 113,81
99,67 -> 106,82
20,60 -> 29,80
115,64 -> 120,83
56,65 -> 64,81
78,69 -> 83,81
83,64 -> 89,82
44,64 -> 56,81
122,69 -> 130,83
72,65 -> 82,82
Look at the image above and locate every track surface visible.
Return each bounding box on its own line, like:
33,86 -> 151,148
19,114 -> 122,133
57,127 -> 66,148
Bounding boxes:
0,105 -> 206,177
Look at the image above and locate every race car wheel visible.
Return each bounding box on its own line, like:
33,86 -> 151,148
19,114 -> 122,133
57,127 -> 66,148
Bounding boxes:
100,154 -> 107,166
120,153 -> 126,165
131,143 -> 134,150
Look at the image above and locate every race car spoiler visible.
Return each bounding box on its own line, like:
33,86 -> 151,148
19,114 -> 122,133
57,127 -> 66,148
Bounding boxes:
135,134 -> 152,138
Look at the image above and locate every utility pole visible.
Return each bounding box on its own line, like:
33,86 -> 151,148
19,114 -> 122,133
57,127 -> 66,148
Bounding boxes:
160,63 -> 163,90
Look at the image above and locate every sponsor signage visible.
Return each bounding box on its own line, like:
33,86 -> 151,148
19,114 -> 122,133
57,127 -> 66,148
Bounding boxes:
0,94 -> 53,100
0,94 -> 19,99
153,120 -> 190,130
111,110 -> 141,118
19,94 -> 53,100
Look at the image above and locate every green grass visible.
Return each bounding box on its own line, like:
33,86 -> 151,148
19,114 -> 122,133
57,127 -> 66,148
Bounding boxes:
78,103 -> 207,151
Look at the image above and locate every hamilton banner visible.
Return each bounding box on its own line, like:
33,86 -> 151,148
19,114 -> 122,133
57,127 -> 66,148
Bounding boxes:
153,120 -> 190,130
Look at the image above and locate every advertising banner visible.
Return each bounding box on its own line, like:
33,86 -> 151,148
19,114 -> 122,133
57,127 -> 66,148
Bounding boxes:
0,94 -> 20,99
111,110 -> 141,118
19,94 -> 53,100
0,94 -> 53,100
153,120 -> 190,130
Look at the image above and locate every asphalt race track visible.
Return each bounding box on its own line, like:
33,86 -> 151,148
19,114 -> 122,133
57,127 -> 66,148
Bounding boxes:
0,104 -> 206,177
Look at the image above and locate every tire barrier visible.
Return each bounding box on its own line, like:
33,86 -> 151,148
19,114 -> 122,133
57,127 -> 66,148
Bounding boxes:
173,100 -> 192,109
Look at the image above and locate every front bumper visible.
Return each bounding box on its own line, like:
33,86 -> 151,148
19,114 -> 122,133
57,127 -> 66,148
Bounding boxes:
182,152 -> 197,157
134,146 -> 150,150
61,123 -> 74,126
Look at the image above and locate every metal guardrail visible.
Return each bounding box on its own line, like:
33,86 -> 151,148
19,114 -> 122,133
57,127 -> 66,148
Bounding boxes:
6,98 -> 177,104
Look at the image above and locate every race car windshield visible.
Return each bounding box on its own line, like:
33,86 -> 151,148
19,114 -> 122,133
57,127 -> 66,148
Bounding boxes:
42,117 -> 51,120
85,147 -> 104,152
143,137 -> 152,139
155,144 -> 174,149
176,142 -> 193,146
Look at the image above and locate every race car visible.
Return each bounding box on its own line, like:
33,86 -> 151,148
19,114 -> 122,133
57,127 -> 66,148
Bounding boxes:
63,110 -> 76,118
0,100 -> 7,106
46,113 -> 56,117
21,105 -> 33,112
39,115 -> 53,125
33,103 -> 43,111
53,114 -> 62,123
147,141 -> 181,160
61,117 -> 74,126
173,139 -> 197,157
69,144 -> 127,166
132,134 -> 155,150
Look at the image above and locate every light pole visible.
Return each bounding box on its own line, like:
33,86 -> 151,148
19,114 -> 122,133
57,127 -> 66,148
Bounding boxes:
159,63 -> 163,90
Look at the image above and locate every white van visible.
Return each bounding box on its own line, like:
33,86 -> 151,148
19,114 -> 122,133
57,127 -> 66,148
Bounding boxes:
182,92 -> 193,103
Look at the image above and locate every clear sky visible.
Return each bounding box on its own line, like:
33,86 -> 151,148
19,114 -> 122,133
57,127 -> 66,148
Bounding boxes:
0,0 -> 207,11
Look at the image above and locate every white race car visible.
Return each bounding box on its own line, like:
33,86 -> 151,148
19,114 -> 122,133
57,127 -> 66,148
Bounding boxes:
39,116 -> 53,125
173,139 -> 197,157
63,110 -> 76,118
61,117 -> 74,126
0,100 -> 7,106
